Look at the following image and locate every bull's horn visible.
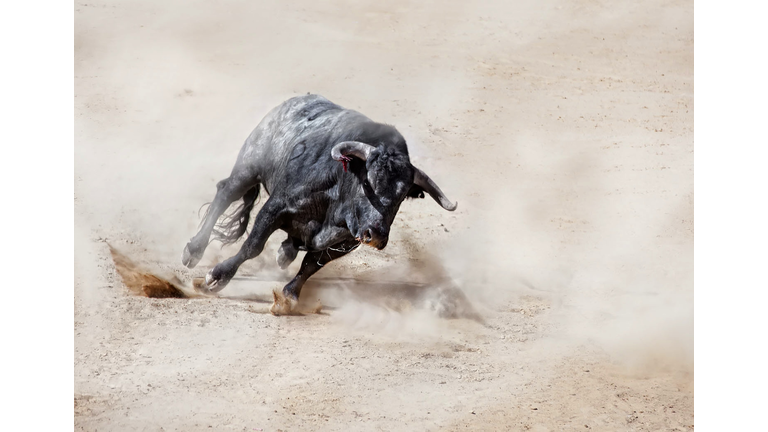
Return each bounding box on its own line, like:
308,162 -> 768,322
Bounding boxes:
413,167 -> 458,211
331,141 -> 375,162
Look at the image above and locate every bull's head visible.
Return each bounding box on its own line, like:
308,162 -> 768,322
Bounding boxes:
332,140 -> 457,250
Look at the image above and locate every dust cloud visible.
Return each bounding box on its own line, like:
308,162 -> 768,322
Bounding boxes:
317,178 -> 692,374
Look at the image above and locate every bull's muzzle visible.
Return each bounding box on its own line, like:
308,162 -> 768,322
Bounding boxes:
359,228 -> 388,250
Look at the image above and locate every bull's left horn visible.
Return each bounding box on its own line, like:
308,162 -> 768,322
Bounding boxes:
413,166 -> 458,211
331,141 -> 375,162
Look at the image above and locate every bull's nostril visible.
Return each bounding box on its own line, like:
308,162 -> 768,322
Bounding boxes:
363,229 -> 373,242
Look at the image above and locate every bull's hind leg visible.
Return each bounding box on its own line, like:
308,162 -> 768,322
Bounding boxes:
270,240 -> 359,315
182,171 -> 259,269
201,197 -> 285,292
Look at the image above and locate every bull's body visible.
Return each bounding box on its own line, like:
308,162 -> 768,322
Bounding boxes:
182,94 -> 456,314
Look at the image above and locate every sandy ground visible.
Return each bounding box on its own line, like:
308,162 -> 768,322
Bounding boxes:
74,0 -> 693,430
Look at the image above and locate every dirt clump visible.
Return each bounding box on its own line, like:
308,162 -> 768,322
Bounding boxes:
109,244 -> 187,299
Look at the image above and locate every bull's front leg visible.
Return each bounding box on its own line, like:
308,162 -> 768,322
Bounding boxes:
270,239 -> 359,315
276,223 -> 348,270
201,198 -> 285,293
311,225 -> 355,250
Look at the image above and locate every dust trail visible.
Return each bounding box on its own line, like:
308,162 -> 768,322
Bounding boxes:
281,246 -> 484,340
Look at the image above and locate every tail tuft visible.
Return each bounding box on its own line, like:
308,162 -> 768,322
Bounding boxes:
211,185 -> 260,245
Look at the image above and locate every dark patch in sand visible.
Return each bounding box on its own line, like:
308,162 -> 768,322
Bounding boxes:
109,244 -> 187,298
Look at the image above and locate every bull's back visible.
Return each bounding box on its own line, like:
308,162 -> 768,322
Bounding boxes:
239,95 -> 364,191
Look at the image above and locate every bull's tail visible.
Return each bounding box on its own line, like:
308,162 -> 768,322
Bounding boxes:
211,184 -> 261,245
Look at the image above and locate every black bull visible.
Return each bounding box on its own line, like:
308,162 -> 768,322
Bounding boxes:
182,94 -> 456,315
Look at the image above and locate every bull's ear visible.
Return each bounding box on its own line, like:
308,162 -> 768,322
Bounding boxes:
413,166 -> 457,211
407,184 -> 425,199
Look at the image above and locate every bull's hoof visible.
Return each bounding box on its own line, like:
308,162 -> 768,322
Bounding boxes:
200,269 -> 228,293
270,290 -> 298,316
182,242 -> 203,269
277,243 -> 298,270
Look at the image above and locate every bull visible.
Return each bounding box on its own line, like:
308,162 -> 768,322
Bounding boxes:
182,94 -> 456,315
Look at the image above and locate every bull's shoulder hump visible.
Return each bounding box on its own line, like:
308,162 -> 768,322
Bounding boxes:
280,94 -> 338,113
